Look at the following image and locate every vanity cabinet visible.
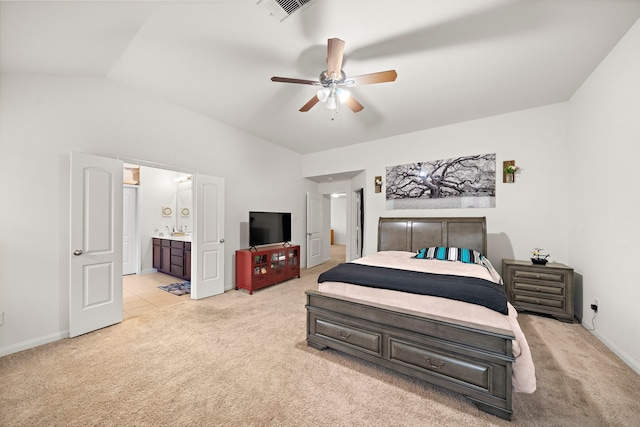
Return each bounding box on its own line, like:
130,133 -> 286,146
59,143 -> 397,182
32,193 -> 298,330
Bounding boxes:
153,238 -> 191,281
185,245 -> 191,281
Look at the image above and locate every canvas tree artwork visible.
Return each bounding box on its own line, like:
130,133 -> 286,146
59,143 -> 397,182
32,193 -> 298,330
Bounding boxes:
386,153 -> 496,209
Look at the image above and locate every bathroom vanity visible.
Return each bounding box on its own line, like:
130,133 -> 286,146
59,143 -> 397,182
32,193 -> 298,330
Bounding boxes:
152,236 -> 191,281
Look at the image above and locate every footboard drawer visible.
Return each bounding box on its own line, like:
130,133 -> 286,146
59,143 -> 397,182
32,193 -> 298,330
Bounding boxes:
305,290 -> 515,420
389,338 -> 491,391
310,316 -> 382,356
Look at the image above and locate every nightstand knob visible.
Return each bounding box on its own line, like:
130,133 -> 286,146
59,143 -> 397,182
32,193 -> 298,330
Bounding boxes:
535,299 -> 540,304
536,287 -> 541,291
536,274 -> 541,279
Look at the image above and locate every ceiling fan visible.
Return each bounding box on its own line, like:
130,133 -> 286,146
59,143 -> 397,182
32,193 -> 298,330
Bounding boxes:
271,38 -> 397,113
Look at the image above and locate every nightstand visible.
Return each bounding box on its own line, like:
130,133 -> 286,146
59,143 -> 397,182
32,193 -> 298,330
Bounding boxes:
502,259 -> 575,322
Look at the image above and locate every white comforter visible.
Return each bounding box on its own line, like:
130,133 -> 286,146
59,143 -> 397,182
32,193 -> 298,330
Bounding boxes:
318,251 -> 537,393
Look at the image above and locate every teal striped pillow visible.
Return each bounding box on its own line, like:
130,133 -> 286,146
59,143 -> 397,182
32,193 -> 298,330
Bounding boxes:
415,247 -> 484,264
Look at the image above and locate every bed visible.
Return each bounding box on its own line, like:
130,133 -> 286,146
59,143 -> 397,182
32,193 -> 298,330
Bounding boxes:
305,217 -> 536,420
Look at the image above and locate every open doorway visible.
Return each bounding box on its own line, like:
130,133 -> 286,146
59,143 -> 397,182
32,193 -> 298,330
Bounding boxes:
121,164 -> 194,319
70,152 -> 225,335
306,169 -> 364,267
330,193 -> 347,264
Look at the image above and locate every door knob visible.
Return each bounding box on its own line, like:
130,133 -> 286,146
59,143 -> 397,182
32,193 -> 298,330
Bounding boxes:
220,239 -> 225,243
73,249 -> 83,256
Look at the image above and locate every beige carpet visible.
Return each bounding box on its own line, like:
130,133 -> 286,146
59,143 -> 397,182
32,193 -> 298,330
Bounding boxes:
2,245 -> 639,426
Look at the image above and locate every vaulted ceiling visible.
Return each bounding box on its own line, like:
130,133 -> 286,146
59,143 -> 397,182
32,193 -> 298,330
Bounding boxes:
2,0 -> 640,154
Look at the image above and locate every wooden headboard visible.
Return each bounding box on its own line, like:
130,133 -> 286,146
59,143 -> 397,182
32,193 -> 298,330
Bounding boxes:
377,217 -> 487,256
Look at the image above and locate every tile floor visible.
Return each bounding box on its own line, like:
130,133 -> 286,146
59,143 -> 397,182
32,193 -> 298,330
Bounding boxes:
123,272 -> 191,320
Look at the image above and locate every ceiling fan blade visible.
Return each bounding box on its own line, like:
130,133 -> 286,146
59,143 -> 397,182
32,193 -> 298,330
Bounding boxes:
271,76 -> 319,85
326,38 -> 345,79
344,96 -> 364,113
299,95 -> 320,112
347,70 -> 397,86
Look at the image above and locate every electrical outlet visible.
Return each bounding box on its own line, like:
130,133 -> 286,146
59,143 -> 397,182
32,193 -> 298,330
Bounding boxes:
590,299 -> 599,312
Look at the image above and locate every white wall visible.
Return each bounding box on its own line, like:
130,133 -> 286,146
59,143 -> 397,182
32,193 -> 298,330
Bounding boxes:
303,103 -> 571,270
0,75 -> 307,356
567,18 -> 640,373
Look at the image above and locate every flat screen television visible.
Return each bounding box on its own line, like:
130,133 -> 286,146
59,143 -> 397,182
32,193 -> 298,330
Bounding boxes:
249,211 -> 292,247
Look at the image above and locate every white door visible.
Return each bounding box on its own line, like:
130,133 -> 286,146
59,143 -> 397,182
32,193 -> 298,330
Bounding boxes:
192,174 -> 225,299
69,152 -> 123,337
306,191 -> 323,268
122,186 -> 138,275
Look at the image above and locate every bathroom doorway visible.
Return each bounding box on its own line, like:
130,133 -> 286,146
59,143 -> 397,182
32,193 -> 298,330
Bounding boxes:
121,163 -> 194,318
70,152 -> 225,335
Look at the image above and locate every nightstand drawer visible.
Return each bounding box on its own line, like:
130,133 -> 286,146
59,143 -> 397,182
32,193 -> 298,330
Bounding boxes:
513,281 -> 564,296
513,270 -> 564,282
514,294 -> 564,309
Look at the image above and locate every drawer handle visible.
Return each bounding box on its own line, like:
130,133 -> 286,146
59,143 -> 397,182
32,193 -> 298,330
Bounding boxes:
536,287 -> 541,291
425,357 -> 445,370
536,275 -> 541,279
535,299 -> 541,304
338,331 -> 351,340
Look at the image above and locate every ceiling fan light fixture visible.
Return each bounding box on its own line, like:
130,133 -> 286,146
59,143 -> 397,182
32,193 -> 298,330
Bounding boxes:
317,88 -> 329,102
271,38 -> 397,114
326,94 -> 337,110
336,88 -> 350,103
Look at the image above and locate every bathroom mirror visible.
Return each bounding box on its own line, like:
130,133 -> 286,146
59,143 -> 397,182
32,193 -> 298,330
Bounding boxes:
176,176 -> 193,233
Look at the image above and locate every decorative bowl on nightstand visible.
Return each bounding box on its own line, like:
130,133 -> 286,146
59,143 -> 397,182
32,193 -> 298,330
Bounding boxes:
531,258 -> 548,265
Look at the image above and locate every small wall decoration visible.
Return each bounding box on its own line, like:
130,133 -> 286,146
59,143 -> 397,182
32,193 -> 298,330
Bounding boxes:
162,206 -> 172,217
181,207 -> 190,217
374,176 -> 382,193
503,160 -> 519,183
386,153 -> 496,209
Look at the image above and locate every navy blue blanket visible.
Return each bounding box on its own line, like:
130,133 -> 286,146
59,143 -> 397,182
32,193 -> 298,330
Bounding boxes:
318,263 -> 508,315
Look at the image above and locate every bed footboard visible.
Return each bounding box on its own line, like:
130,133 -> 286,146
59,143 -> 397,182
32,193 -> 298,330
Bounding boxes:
305,290 -> 515,420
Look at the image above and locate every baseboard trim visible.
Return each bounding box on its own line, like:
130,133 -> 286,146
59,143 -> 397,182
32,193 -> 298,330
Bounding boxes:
586,326 -> 640,376
0,330 -> 69,357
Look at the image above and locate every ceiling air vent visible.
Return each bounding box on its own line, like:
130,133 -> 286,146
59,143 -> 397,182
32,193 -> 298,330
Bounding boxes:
257,0 -> 316,21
